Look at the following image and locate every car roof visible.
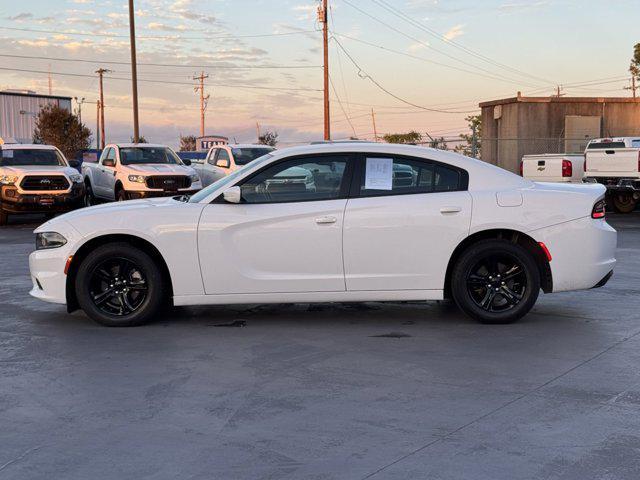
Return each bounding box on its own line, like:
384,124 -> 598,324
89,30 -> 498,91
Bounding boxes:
226,144 -> 275,149
108,143 -> 171,149
0,143 -> 57,150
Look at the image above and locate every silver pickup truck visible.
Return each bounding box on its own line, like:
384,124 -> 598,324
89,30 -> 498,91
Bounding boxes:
0,143 -> 85,225
192,144 -> 275,187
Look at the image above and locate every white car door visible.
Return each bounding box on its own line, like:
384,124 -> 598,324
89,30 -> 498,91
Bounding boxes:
95,147 -> 116,198
343,154 -> 472,291
197,154 -> 353,294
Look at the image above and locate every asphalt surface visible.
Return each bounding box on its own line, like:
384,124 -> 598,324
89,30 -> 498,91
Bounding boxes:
1,212 -> 640,480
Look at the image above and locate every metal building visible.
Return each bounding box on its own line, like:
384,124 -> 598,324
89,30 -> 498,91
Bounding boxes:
480,94 -> 640,173
0,90 -> 72,144
196,135 -> 228,151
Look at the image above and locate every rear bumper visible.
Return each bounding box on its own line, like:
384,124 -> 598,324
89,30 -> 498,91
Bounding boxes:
1,184 -> 85,213
584,177 -> 640,193
125,189 -> 200,200
530,216 -> 617,293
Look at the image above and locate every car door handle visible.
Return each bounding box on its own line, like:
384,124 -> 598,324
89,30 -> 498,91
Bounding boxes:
315,216 -> 337,224
440,206 -> 462,214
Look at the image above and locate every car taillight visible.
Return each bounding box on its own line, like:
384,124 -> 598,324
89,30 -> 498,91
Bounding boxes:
562,159 -> 572,177
519,160 -> 523,176
592,199 -> 606,219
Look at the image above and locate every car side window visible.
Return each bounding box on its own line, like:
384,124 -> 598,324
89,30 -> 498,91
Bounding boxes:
239,156 -> 349,204
359,156 -> 464,197
216,149 -> 231,168
207,148 -> 218,166
99,148 -> 112,165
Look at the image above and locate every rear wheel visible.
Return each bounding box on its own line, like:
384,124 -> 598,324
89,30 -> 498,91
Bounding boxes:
84,183 -> 97,207
75,243 -> 165,327
451,239 -> 540,324
611,193 -> 636,214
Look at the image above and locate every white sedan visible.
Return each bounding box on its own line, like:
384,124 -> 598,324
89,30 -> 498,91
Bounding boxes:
29,143 -> 617,327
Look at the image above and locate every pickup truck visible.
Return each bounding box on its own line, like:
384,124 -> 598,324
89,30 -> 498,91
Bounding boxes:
520,153 -> 584,183
583,137 -> 640,213
0,143 -> 85,225
193,144 -> 275,187
83,143 -> 202,204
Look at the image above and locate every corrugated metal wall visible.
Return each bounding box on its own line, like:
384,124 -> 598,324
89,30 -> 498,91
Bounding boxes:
0,93 -> 72,143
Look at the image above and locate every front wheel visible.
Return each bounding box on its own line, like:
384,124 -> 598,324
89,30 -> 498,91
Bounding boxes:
611,193 -> 637,214
451,239 -> 540,324
75,243 -> 165,326
84,183 -> 97,207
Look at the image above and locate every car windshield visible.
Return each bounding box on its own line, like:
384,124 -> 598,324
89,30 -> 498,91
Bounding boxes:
0,148 -> 66,167
189,153 -> 274,203
120,147 -> 182,165
587,142 -> 626,149
231,147 -> 274,166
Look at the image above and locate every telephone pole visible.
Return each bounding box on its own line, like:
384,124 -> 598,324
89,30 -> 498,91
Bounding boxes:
625,68 -> 638,98
554,85 -> 564,97
371,108 -> 378,142
96,99 -> 101,151
193,72 -> 209,138
95,68 -> 111,149
319,0 -> 330,140
128,0 -> 140,143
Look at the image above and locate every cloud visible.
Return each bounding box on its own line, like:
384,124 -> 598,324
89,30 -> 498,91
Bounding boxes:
499,1 -> 550,12
407,41 -> 429,52
169,0 -> 216,24
443,24 -> 464,41
71,0 -> 93,3
147,22 -> 189,32
6,12 -> 33,21
292,4 -> 317,21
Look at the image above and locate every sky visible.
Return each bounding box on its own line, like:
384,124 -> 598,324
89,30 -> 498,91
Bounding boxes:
0,0 -> 638,148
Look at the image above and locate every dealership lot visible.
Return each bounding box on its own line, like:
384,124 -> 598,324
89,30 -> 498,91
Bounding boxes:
1,214 -> 640,479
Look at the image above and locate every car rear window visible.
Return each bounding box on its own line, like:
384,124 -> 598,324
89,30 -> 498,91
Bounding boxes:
0,148 -> 65,167
587,142 -> 626,149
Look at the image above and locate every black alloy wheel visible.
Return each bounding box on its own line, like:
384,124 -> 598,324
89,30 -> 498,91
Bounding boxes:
466,254 -> 527,313
88,257 -> 149,316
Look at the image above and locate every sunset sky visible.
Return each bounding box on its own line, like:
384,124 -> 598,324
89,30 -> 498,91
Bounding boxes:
0,0 -> 637,148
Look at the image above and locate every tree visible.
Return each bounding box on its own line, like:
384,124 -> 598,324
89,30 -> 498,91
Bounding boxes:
427,136 -> 448,150
32,104 -> 91,159
382,131 -> 422,144
259,130 -> 278,147
179,135 -> 197,151
454,114 -> 482,158
630,43 -> 640,86
130,136 -> 147,143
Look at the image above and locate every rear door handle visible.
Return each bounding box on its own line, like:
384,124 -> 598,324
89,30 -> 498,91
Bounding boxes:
440,206 -> 462,214
315,216 -> 337,224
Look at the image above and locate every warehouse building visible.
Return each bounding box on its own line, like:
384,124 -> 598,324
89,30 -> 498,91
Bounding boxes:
0,90 -> 72,144
479,94 -> 640,173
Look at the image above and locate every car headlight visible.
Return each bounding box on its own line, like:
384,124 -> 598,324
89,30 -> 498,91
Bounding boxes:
0,174 -> 18,185
35,232 -> 67,250
128,174 -> 147,183
190,174 -> 200,183
69,173 -> 83,183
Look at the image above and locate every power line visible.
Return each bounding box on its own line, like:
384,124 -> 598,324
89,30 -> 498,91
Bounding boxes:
329,74 -> 357,137
0,25 -> 320,41
331,37 -> 479,114
0,53 -> 321,70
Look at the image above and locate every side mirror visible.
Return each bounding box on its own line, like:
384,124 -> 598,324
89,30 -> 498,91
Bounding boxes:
223,186 -> 242,204
103,158 -> 116,168
216,159 -> 230,169
68,159 -> 80,168
182,158 -> 192,166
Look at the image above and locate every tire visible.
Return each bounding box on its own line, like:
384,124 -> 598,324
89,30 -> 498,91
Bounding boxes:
84,182 -> 97,207
75,242 -> 165,327
0,208 -> 7,226
451,239 -> 540,324
116,189 -> 128,202
611,193 -> 637,214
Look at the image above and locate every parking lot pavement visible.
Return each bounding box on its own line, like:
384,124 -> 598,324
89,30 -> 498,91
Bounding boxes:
1,214 -> 640,480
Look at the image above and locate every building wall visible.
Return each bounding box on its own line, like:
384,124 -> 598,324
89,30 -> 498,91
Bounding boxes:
0,93 -> 72,144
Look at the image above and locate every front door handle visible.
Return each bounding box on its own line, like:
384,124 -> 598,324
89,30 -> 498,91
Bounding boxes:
315,216 -> 337,224
440,206 -> 462,214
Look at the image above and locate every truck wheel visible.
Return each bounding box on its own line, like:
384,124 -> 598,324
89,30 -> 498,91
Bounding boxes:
116,189 -> 128,202
85,183 -> 97,207
451,239 -> 540,324
75,242 -> 165,327
611,193 -> 637,214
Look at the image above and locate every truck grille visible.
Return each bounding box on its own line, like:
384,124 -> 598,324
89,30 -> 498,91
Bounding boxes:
20,175 -> 70,191
145,175 -> 191,190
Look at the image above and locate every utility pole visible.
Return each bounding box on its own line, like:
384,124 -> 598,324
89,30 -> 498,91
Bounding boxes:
128,0 -> 140,143
554,85 -> 564,97
193,72 -> 209,138
96,99 -> 101,151
318,0 -> 330,140
95,68 -> 111,149
371,108 -> 378,142
625,68 -> 638,98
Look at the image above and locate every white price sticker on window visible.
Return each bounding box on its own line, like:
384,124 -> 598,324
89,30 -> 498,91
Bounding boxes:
365,157 -> 393,190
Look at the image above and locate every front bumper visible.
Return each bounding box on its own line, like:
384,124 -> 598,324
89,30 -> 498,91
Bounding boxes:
1,184 -> 85,213
125,189 -> 200,200
584,177 -> 640,193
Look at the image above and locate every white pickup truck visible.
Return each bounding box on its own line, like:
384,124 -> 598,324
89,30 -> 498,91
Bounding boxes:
83,143 -> 202,203
0,143 -> 85,225
583,137 -> 640,213
192,144 -> 275,187
520,153 -> 584,183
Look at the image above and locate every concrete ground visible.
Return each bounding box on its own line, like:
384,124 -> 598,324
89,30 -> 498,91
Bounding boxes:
1,213 -> 640,480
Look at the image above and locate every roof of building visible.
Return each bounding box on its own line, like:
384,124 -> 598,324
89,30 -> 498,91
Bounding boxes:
0,90 -> 72,101
479,94 -> 640,108
196,135 -> 228,140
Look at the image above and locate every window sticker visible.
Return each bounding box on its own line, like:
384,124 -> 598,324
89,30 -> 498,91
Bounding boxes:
3,150 -> 13,158
365,157 -> 393,190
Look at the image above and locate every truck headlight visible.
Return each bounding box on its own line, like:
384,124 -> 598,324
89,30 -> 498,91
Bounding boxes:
0,174 -> 18,185
69,174 -> 83,183
36,232 -> 67,250
128,175 -> 147,183
189,174 -> 200,183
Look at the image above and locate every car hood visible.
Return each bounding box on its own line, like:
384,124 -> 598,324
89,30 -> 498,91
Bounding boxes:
125,164 -> 195,175
1,165 -> 76,176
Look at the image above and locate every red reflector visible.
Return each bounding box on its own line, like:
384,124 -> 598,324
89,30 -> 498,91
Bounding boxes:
562,159 -> 572,177
64,255 -> 73,275
538,242 -> 552,262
